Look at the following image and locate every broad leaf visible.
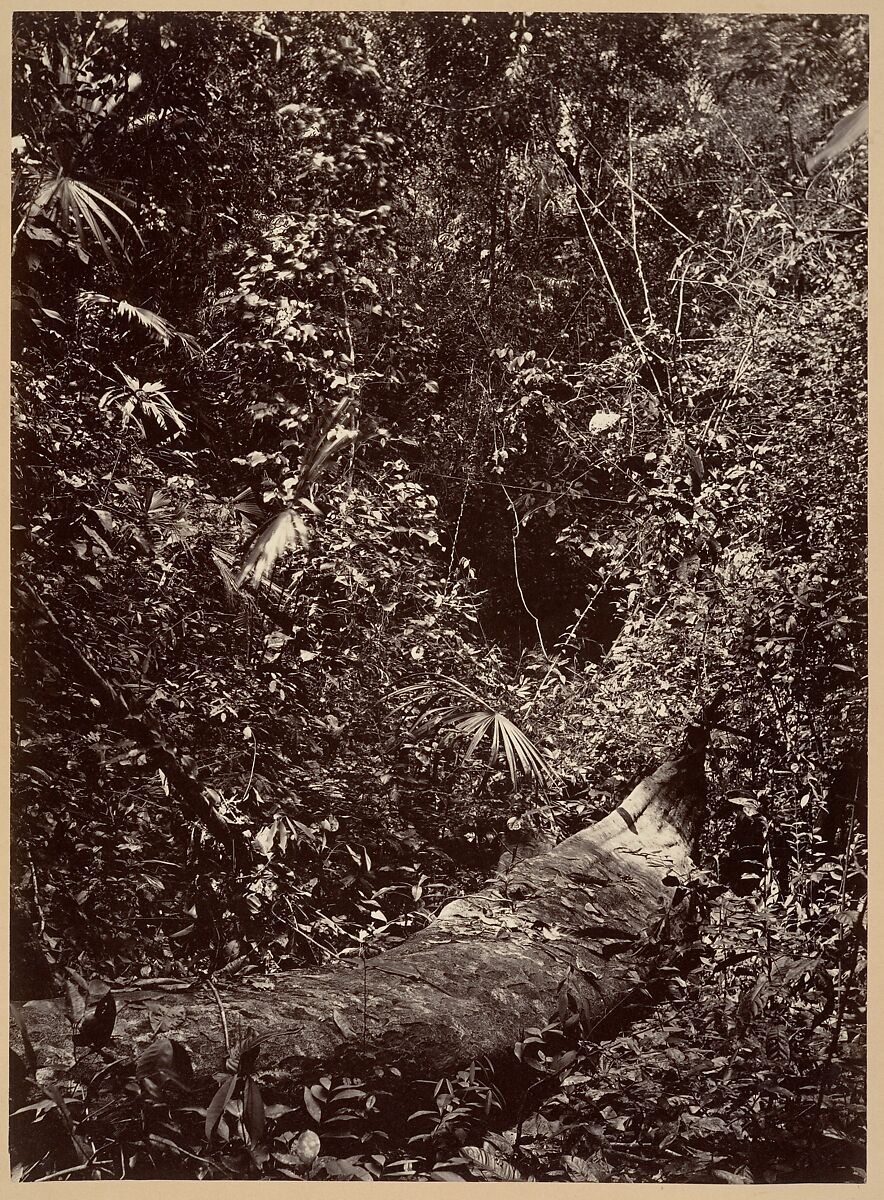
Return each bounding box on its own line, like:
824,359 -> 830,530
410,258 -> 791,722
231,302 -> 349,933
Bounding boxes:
242,1077 -> 265,1144
294,1128 -> 321,1164
205,1074 -> 238,1143
73,991 -> 116,1048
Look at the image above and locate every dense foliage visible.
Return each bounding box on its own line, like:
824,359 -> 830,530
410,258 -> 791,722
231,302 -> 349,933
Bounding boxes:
11,11 -> 866,1182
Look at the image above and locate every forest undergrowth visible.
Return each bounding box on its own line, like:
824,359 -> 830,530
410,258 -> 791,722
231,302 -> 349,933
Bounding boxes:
10,11 -> 866,1182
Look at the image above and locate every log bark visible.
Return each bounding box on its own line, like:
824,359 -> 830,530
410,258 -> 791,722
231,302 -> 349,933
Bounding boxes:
12,736 -> 708,1087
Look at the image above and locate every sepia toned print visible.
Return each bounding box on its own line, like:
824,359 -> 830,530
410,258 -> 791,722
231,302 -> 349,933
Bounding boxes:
10,10 -> 866,1183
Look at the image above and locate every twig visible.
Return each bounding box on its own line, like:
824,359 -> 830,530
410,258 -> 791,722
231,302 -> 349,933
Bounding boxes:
446,367 -> 482,582
672,249 -> 692,342
28,1159 -> 103,1183
101,441 -> 124,505
205,977 -> 230,1054
239,727 -> 258,802
85,1056 -> 129,1096
41,1082 -> 91,1165
803,891 -> 867,1161
713,106 -> 797,230
527,539 -> 639,711
466,307 -> 490,347
573,195 -> 650,374
204,328 -> 234,356
627,102 -> 653,324
502,485 -> 549,659
362,950 -> 368,1056
148,1134 -> 236,1177
15,582 -> 249,859
581,135 -> 730,263
340,290 -> 355,365
27,848 -> 47,940
424,469 -> 628,505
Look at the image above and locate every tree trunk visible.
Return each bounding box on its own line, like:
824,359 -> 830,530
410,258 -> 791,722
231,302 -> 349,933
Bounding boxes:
14,582 -> 251,861
12,737 -> 708,1087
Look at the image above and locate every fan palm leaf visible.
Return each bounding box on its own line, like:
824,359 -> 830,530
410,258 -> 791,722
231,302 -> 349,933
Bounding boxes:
392,676 -> 554,790
79,291 -> 200,357
235,509 -> 310,588
296,394 -> 359,490
234,395 -> 359,588
35,173 -> 140,263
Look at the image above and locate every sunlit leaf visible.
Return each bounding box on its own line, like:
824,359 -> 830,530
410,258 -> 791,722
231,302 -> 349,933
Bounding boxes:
806,100 -> 868,174
205,1074 -> 237,1143
236,509 -> 310,587
303,1085 -> 323,1121
589,410 -> 622,433
295,1129 -> 321,1164
34,173 -> 140,263
461,1143 -> 526,1181
78,291 -> 200,356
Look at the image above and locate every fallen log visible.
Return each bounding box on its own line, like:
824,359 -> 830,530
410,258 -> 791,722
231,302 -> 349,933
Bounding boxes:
13,732 -> 708,1088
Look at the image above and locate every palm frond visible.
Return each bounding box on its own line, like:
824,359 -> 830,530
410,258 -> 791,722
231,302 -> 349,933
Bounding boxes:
211,548 -> 258,612
227,489 -> 264,522
302,427 -> 358,486
35,173 -> 140,263
79,291 -> 200,357
98,369 -> 186,440
296,394 -> 359,489
235,509 -> 310,588
806,99 -> 868,174
392,677 -> 555,790
140,391 -> 187,437
231,396 -> 358,587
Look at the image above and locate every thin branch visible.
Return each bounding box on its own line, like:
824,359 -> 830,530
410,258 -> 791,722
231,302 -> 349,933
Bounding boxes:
627,103 -> 653,324
573,194 -> 651,376
14,582 -> 250,860
502,485 -> 549,659
204,328 -> 234,356
672,249 -> 692,342
540,116 -> 650,342
582,135 -> 730,263
420,469 -> 628,505
713,106 -> 797,230
446,367 -> 482,582
148,1135 -> 236,1178
27,849 -> 47,940
27,1160 -> 104,1183
527,539 -> 639,711
205,977 -> 230,1054
240,728 -> 258,802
